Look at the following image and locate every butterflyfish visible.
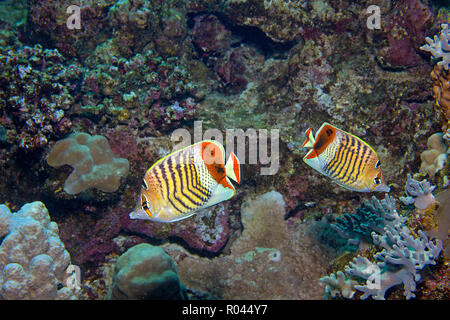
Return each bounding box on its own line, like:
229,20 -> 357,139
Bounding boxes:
300,122 -> 390,193
129,140 -> 241,223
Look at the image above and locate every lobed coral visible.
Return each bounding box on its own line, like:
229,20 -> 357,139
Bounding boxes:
47,132 -> 129,195
107,243 -> 186,300
400,174 -> 437,211
0,201 -> 76,299
419,132 -> 448,178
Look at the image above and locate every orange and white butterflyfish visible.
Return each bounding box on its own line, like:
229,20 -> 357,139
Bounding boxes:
129,140 -> 241,223
300,122 -> 390,193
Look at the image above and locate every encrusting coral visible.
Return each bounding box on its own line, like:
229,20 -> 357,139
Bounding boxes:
419,132 -> 448,178
0,201 -> 77,299
107,243 -> 186,300
47,132 -> 129,195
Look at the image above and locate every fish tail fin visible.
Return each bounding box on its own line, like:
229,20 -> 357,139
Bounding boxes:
301,128 -> 315,148
225,151 -> 240,184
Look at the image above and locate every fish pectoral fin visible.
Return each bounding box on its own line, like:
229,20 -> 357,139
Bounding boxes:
301,128 -> 315,148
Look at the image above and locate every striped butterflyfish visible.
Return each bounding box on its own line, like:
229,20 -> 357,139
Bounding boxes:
300,122 -> 390,193
129,140 -> 241,223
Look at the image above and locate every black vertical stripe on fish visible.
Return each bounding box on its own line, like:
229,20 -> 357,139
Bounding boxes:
185,155 -> 209,201
346,142 -> 367,185
178,152 -> 204,209
326,135 -> 347,177
187,154 -> 210,199
160,158 -> 184,213
188,153 -> 210,201
333,135 -> 351,179
334,135 -> 353,181
167,155 -> 192,212
359,144 -> 372,178
338,136 -> 357,182
192,160 -> 211,197
154,165 -> 167,199
342,138 -> 362,184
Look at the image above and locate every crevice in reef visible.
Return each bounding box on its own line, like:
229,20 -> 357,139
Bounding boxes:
187,11 -> 297,59
119,230 -> 228,259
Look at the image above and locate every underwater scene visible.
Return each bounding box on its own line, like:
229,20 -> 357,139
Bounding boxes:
0,0 -> 449,302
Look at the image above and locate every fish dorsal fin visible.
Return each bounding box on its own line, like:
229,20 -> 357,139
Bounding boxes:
225,151 -> 240,184
301,128 -> 315,148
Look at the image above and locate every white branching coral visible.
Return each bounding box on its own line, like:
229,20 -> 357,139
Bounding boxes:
420,23 -> 450,70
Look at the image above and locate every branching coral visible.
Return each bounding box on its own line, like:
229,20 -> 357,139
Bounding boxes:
0,201 -> 77,300
47,132 -> 129,195
420,23 -> 450,70
321,194 -> 443,300
330,195 -> 406,248
346,223 -> 442,300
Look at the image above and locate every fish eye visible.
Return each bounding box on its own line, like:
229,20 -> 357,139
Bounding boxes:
375,160 -> 381,168
326,129 -> 333,136
374,177 -> 381,184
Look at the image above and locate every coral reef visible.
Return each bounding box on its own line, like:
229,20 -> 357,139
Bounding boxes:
419,132 -> 448,178
400,174 -> 437,211
47,132 -> 129,195
107,243 -> 186,300
0,201 -> 76,299
0,0 -> 448,301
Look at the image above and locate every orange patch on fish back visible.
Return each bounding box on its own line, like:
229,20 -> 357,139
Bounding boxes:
201,142 -> 233,189
307,124 -> 336,159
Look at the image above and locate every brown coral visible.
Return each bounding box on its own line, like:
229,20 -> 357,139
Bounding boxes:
431,65 -> 450,133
